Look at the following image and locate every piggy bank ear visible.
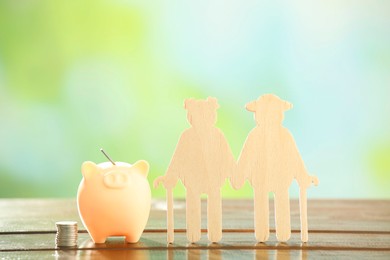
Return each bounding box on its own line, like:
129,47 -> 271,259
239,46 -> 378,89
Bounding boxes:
132,160 -> 149,177
81,161 -> 99,180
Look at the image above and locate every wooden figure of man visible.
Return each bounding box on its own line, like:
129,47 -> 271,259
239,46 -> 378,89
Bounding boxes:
154,97 -> 235,243
232,94 -> 318,242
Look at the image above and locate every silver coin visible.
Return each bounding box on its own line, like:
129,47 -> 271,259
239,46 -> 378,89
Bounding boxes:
55,221 -> 78,248
56,221 -> 77,225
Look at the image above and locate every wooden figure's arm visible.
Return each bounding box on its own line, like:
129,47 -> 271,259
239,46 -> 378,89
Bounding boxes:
153,175 -> 178,190
162,164 -> 181,189
153,175 -> 166,188
154,132 -> 191,190
295,161 -> 319,190
285,131 -> 319,190
233,158 -> 247,190
153,158 -> 181,190
153,166 -> 180,190
219,131 -> 237,180
233,131 -> 256,189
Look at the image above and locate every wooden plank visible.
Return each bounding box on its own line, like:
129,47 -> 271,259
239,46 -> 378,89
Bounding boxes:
1,232 -> 390,251
1,250 -> 390,260
0,199 -> 389,258
1,199 -> 390,233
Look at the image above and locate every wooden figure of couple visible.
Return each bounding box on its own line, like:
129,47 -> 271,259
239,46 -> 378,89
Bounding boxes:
154,94 -> 319,244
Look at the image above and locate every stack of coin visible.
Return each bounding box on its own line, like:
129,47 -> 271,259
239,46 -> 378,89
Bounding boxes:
55,221 -> 78,247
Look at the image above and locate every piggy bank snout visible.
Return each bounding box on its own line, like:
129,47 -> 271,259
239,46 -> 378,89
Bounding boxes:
103,171 -> 129,189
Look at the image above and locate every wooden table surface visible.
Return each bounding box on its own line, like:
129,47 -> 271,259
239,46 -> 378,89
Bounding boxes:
0,199 -> 389,259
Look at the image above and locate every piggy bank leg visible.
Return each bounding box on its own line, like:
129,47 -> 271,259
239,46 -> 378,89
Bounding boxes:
88,230 -> 107,244
274,190 -> 291,242
254,189 -> 269,242
125,234 -> 140,243
207,189 -> 222,243
186,189 -> 201,243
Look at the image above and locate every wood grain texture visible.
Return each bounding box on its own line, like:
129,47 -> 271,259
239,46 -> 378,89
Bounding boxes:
233,94 -> 319,243
154,95 -> 320,244
0,199 -> 390,258
1,250 -> 390,260
1,232 -> 390,251
153,97 -> 235,243
1,199 -> 390,233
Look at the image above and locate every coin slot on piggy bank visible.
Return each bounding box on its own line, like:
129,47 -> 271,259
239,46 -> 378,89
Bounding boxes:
77,149 -> 151,244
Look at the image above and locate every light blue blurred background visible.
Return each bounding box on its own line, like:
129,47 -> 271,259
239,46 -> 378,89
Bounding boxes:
0,0 -> 389,198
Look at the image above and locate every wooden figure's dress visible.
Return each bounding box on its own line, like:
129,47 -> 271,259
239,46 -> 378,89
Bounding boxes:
232,94 -> 318,242
154,97 -> 235,243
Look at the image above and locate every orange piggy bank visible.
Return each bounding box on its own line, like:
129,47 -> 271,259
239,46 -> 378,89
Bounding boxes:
77,160 -> 151,243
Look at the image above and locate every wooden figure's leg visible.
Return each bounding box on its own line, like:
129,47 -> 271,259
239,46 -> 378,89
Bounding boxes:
186,190 -> 201,243
255,249 -> 270,259
274,190 -> 291,242
167,188 -> 174,243
254,189 -> 269,242
207,189 -> 222,243
187,248 -> 202,260
300,188 -> 308,242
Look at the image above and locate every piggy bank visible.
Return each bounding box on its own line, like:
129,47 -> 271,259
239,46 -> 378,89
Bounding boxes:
77,160 -> 151,243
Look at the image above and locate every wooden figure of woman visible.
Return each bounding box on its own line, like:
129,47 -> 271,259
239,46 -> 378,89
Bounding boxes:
231,94 -> 318,242
154,97 -> 235,243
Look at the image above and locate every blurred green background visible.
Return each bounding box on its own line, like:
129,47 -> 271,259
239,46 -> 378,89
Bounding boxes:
0,0 -> 389,198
